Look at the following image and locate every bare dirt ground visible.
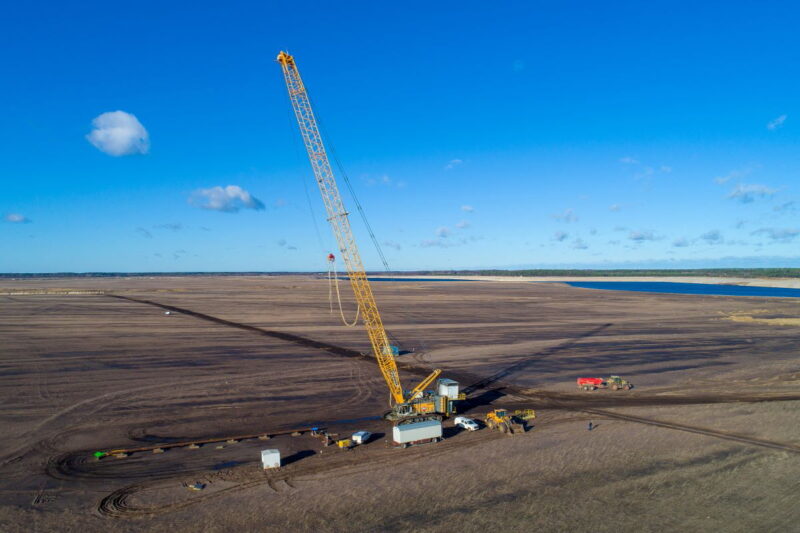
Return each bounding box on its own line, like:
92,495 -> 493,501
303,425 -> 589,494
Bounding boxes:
0,275 -> 798,532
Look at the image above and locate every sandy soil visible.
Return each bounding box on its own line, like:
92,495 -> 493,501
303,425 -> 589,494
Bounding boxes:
0,275 -> 798,532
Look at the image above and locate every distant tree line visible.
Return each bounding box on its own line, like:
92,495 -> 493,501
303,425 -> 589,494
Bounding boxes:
2,268 -> 799,279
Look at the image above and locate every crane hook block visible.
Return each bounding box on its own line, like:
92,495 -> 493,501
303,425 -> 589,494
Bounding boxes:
328,253 -> 336,262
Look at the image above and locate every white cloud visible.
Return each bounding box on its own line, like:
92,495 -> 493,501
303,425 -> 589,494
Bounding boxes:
659,165 -> 672,173
773,201 -> 797,214
277,238 -> 298,250
189,185 -> 265,213
455,220 -> 470,229
420,238 -> 452,248
714,167 -> 752,185
635,166 -> 655,179
552,208 -> 578,223
436,226 -> 451,238
154,223 -> 182,231
672,237 -> 689,248
419,235 -> 480,248
553,231 -> 569,242
628,230 -> 657,242
609,204 -> 622,212
727,183 -> 776,203
363,174 -> 406,189
86,110 -> 149,156
383,240 -> 402,251
445,159 -> 463,170
619,156 -> 639,164
752,227 -> 799,242
700,230 -> 723,244
767,114 -> 787,131
571,238 -> 589,250
136,227 -> 152,238
4,213 -> 31,223
460,205 -> 474,213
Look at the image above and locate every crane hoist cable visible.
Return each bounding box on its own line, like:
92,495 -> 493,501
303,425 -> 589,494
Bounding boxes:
327,255 -> 360,327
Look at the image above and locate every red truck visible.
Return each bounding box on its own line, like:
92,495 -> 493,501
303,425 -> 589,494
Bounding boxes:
577,375 -> 632,391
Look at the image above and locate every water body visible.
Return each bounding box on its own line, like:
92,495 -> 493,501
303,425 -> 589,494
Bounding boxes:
556,281 -> 800,298
364,277 -> 800,298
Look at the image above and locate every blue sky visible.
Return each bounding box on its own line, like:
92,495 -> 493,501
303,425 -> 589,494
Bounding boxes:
1,1 -> 798,272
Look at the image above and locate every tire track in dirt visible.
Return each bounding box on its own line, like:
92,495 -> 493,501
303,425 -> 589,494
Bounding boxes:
0,369 -> 297,470
95,428 -> 507,518
107,295 -> 800,456
575,407 -> 800,454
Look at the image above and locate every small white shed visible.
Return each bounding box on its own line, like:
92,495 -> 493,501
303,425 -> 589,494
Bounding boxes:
261,449 -> 280,469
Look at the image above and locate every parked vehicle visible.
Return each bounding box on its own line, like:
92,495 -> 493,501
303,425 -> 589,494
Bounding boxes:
351,431 -> 372,445
577,376 -> 633,391
483,409 -> 524,435
454,416 -> 479,431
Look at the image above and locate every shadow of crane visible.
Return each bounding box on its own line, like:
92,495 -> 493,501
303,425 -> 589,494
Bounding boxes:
461,323 -> 613,395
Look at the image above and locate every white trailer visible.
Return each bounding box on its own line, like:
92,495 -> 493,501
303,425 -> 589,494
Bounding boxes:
392,419 -> 442,448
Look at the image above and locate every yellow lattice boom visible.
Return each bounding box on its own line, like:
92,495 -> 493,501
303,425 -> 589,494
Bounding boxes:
277,51 -> 438,407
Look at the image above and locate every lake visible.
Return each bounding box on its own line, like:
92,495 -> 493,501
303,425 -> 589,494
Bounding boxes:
362,277 -> 800,298
555,281 -> 800,298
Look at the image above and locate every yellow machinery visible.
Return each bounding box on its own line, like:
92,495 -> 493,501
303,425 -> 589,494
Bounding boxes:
484,409 -> 525,435
513,409 -> 536,421
277,51 -> 458,421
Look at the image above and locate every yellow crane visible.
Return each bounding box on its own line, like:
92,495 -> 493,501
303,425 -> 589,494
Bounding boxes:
276,51 -> 458,420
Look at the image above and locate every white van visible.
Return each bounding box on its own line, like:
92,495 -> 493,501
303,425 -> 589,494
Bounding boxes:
351,431 -> 372,445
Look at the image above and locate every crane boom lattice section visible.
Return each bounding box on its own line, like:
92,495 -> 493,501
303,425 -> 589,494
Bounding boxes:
277,52 -> 405,405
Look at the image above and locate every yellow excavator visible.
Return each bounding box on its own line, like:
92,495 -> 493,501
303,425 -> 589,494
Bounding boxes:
276,51 -> 460,421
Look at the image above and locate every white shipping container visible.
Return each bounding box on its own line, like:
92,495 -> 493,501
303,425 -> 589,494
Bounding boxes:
393,419 -> 442,445
261,449 -> 280,469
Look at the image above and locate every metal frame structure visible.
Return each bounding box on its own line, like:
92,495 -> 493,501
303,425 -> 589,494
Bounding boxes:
277,51 -> 440,411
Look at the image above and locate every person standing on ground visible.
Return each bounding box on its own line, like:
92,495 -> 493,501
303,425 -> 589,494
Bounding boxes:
588,421 -> 593,431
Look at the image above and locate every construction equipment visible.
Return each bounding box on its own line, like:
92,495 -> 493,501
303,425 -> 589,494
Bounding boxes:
276,51 -> 459,422
513,409 -> 536,421
311,427 -> 337,447
577,376 -> 633,391
483,409 -> 525,435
